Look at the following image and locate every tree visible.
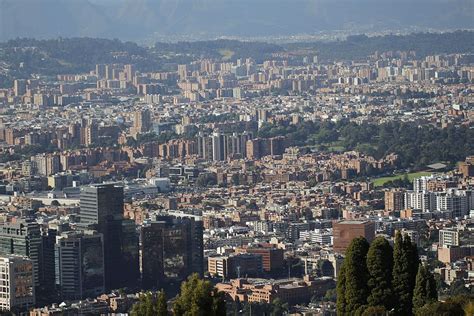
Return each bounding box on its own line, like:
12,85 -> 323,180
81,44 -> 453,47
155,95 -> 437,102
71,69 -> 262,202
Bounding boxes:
195,173 -> 217,187
447,279 -> 470,296
324,288 -> 337,302
361,306 -> 387,316
412,264 -> 437,311
155,290 -> 168,316
212,290 -> 227,316
415,301 -> 465,316
230,173 -> 240,186
270,298 -> 289,316
366,237 -> 393,309
343,237 -> 370,314
404,234 -> 420,305
336,263 -> 347,316
392,232 -> 419,315
173,273 -> 226,316
130,292 -> 155,316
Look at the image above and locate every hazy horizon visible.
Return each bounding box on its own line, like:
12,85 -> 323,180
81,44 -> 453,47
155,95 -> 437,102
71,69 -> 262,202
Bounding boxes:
1,0 -> 473,42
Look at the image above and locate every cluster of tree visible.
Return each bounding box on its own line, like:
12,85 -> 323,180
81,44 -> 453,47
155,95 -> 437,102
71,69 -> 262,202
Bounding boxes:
130,290 -> 167,316
154,39 -> 283,63
416,295 -> 474,316
0,37 -> 162,87
339,121 -> 473,169
131,274 -> 226,316
0,144 -> 59,163
0,152 -> 21,163
381,175 -> 412,189
195,173 -> 218,187
287,31 -> 474,61
126,131 -> 178,147
258,120 -> 474,169
228,298 -> 289,316
198,113 -> 239,124
257,121 -> 334,147
337,233 -> 437,315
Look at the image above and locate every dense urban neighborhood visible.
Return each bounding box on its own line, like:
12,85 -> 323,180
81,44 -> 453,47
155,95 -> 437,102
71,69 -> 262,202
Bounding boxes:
0,27 -> 472,315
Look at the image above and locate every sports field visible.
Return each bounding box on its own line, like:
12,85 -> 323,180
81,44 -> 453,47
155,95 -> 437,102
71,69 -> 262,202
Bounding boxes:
372,172 -> 432,187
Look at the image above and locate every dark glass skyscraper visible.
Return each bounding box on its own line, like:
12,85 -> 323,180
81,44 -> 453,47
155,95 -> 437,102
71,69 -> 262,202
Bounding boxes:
55,230 -> 105,300
79,184 -> 139,290
79,183 -> 124,225
140,215 -> 203,293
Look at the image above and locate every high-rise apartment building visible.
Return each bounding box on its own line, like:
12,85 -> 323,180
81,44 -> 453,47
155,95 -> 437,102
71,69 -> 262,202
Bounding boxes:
0,219 -> 42,287
124,64 -> 135,82
13,79 -> 27,97
80,120 -> 98,147
0,255 -> 35,312
384,189 -> 405,211
439,229 -> 460,247
95,64 -> 106,79
133,109 -> 152,135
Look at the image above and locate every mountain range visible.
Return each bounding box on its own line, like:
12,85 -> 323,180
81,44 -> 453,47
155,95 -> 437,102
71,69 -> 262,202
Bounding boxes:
0,0 -> 473,42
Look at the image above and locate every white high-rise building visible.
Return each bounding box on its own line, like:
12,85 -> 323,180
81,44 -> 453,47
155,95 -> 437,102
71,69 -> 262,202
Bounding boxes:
439,229 -> 460,247
434,189 -> 471,218
0,255 -> 35,312
404,191 -> 435,211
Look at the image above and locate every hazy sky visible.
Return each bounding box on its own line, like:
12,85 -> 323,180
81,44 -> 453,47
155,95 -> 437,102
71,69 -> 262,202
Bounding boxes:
0,0 -> 473,41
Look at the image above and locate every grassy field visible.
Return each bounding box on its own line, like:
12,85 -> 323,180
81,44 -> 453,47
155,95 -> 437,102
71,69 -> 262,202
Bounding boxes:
372,171 -> 432,187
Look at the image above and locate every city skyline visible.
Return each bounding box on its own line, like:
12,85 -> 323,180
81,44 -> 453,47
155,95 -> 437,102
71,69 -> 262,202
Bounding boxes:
0,1 -> 472,315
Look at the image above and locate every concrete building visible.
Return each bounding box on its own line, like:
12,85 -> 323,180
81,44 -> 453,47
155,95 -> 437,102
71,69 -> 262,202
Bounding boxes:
0,255 -> 35,312
384,189 -> 405,212
208,253 -> 263,279
333,220 -> 375,253
439,229 -> 460,247
235,244 -> 284,273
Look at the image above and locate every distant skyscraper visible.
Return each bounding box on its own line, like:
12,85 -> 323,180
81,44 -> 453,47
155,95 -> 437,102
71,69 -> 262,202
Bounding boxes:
79,184 -> 139,290
211,132 -> 224,161
39,228 -> 57,303
95,64 -> 106,79
55,230 -> 104,300
177,64 -> 187,80
80,120 -> 98,147
140,215 -> 203,292
124,64 -> 135,82
79,183 -> 124,226
13,79 -> 27,97
133,109 -> 152,135
0,255 -> 35,312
